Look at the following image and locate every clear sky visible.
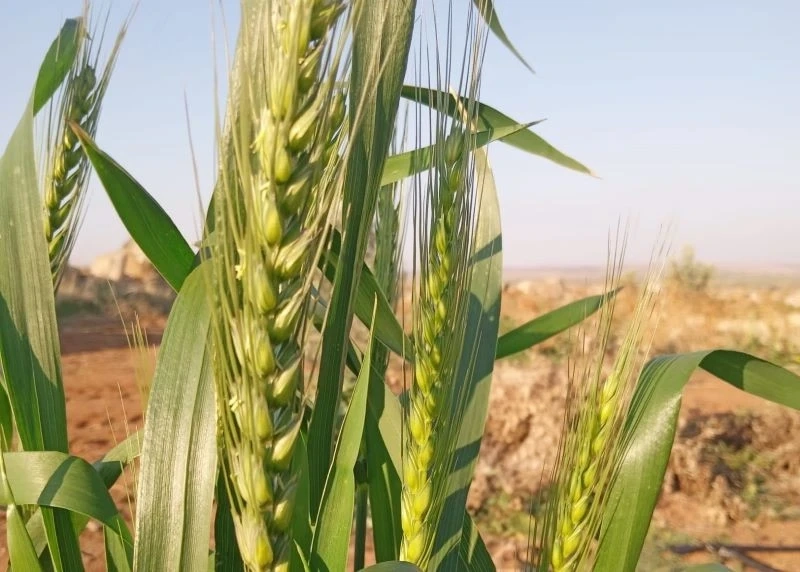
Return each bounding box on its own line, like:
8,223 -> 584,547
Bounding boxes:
1,1 -> 798,269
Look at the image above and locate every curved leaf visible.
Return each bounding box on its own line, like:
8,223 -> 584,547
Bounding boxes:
472,0 -> 533,74
400,86 -> 595,176
380,121 -> 538,187
1,452 -> 132,550
133,263 -> 217,572
596,350 -> 800,571
72,126 -> 195,291
495,288 -> 620,360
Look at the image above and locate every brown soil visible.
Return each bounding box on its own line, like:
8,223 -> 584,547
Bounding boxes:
2,275 -> 800,571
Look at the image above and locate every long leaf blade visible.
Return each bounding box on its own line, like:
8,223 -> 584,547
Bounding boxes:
495,289 -> 620,360
400,86 -> 595,176
312,311 -> 376,570
72,126 -> 195,291
133,263 -> 217,572
596,350 -> 800,571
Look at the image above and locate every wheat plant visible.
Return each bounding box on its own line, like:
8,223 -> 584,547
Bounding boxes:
1,1 -> 799,572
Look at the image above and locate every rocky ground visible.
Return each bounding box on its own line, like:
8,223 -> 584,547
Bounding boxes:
3,241 -> 800,571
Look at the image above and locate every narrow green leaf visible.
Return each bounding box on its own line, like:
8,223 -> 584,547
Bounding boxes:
472,0 -> 533,74
495,289 -> 621,360
72,126 -> 196,291
379,121 -> 537,187
133,263 -> 217,572
596,350 -> 800,571
312,311 -> 376,571
33,18 -> 83,115
7,504 -> 43,572
400,86 -> 595,176
0,39 -> 80,571
431,146 -> 503,568
365,359 -> 404,561
104,529 -> 133,572
290,434 -> 312,569
324,229 -> 413,361
308,0 -> 417,513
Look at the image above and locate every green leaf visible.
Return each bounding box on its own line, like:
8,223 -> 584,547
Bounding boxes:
495,289 -> 620,360
133,263 -> 217,572
596,350 -> 800,571
379,121 -> 538,187
431,146 -> 503,569
365,358 -> 404,561
290,434 -> 312,570
7,504 -> 42,572
400,86 -> 595,176
0,452 -> 133,549
312,309 -> 376,570
0,32 -> 81,570
458,517 -> 494,571
22,429 -> 142,561
72,125 -> 196,291
324,229 -> 413,362
104,528 -> 133,572
33,18 -> 83,115
0,381 -> 14,450
472,0 -> 534,74
1,448 -> 43,572
307,0 -> 417,513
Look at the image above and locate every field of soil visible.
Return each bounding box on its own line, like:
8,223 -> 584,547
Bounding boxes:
2,262 -> 800,571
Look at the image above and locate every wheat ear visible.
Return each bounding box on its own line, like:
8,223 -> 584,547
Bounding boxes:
42,10 -> 128,288
209,1 -> 348,570
541,231 -> 668,572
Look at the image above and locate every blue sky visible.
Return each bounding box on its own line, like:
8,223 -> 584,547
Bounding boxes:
1,1 -> 798,269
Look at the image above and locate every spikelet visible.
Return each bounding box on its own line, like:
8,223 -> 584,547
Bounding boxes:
41,9 -> 128,289
208,1 -> 349,570
535,229 -> 669,572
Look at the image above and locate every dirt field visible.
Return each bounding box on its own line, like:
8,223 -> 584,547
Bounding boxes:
2,268 -> 800,571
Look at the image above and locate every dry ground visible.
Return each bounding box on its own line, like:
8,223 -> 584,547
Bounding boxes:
2,270 -> 800,571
